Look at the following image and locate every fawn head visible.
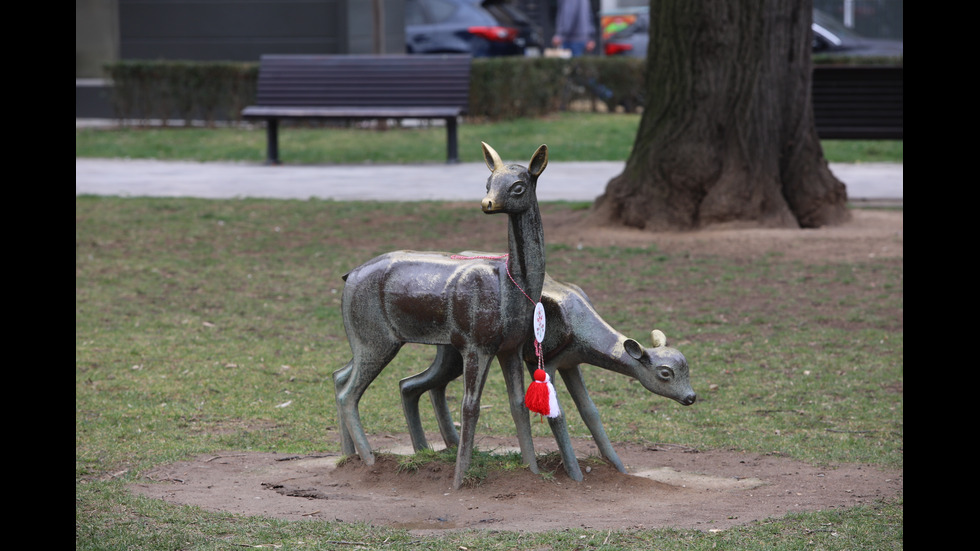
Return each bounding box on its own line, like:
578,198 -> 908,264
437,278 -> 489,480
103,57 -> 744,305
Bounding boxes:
624,330 -> 697,406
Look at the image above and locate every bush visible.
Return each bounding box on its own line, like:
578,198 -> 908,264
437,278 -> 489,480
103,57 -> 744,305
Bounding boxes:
104,60 -> 257,126
468,57 -> 647,120
102,57 -> 648,125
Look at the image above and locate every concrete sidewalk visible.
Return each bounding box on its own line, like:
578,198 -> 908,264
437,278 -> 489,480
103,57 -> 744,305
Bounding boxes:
75,158 -> 903,205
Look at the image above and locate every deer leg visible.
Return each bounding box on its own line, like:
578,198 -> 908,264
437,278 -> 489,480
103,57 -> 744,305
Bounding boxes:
532,364 -> 583,482
499,350 -> 539,474
545,408 -> 583,481
452,350 -> 493,490
399,344 -> 463,451
428,380 -> 460,448
426,345 -> 463,447
332,363 -> 355,455
335,343 -> 402,465
558,365 -> 626,473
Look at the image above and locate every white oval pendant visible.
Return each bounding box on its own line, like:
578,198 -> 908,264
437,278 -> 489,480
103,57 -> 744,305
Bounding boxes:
533,301 -> 546,343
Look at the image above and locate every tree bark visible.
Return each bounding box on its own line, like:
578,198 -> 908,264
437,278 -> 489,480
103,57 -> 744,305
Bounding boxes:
590,0 -> 850,231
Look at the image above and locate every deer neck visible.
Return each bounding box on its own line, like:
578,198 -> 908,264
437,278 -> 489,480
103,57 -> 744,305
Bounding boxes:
562,299 -> 639,379
506,201 -> 545,304
583,330 -> 638,378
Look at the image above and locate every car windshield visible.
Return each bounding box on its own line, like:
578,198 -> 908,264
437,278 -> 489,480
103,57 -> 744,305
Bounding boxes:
812,9 -> 862,40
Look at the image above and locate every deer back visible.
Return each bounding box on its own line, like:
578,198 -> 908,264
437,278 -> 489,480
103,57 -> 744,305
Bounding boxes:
342,251 -> 526,349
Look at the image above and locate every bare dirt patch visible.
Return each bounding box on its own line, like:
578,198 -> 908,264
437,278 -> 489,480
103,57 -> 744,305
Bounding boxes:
131,434 -> 902,534
128,209 -> 903,534
546,207 -> 903,263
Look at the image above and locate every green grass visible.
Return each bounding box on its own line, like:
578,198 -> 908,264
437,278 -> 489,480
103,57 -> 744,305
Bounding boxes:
75,112 -> 903,164
76,195 -> 902,550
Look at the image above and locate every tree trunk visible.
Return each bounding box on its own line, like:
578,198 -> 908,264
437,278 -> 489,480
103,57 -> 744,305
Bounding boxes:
590,0 -> 850,231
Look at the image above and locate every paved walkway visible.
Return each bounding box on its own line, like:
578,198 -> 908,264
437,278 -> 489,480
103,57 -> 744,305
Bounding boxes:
75,158 -> 902,204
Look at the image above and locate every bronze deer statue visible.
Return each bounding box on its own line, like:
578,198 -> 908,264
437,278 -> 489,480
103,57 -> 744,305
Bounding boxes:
333,142 -> 548,490
335,272 -> 696,481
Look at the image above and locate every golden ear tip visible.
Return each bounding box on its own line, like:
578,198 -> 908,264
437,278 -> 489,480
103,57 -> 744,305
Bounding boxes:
651,329 -> 667,347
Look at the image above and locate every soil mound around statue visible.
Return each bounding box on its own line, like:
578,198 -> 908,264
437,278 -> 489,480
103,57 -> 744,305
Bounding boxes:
130,435 -> 902,534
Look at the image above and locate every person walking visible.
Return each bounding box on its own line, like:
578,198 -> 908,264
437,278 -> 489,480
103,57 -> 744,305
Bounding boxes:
551,0 -> 596,57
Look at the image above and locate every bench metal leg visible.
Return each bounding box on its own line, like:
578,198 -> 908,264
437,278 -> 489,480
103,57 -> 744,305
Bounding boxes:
265,119 -> 281,165
446,117 -> 459,164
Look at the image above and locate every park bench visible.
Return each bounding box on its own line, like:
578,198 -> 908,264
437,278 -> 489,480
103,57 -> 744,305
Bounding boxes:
812,65 -> 903,140
242,54 -> 472,164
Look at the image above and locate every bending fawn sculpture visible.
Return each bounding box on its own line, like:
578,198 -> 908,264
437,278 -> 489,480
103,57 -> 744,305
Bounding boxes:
398,274 -> 697,481
333,142 -> 549,490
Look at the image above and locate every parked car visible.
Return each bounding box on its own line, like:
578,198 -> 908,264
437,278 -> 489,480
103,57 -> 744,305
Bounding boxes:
405,0 -> 542,57
811,8 -> 903,57
602,8 -> 903,58
599,9 -> 648,58
482,0 -> 545,55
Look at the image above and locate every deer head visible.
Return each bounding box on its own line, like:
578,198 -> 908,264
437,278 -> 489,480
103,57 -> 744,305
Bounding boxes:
623,330 -> 696,405
481,142 -> 548,214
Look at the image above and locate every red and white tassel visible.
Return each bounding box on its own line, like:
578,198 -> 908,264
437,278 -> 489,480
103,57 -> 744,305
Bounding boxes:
525,367 -> 560,418
525,301 -> 559,417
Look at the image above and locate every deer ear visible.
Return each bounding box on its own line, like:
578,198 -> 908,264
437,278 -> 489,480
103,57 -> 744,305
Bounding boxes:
624,338 -> 645,360
651,330 -> 667,348
528,144 -> 548,178
482,142 -> 504,172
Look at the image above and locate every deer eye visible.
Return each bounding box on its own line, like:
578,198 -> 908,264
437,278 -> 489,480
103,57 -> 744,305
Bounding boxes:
656,366 -> 674,381
510,183 -> 525,196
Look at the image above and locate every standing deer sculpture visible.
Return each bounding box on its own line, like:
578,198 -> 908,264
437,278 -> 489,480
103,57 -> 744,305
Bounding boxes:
333,142 -> 549,490
334,272 -> 696,481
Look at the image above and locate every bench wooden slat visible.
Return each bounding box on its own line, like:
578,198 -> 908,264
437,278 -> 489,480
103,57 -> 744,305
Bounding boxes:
243,54 -> 472,164
812,65 -> 903,140
242,106 -> 466,119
